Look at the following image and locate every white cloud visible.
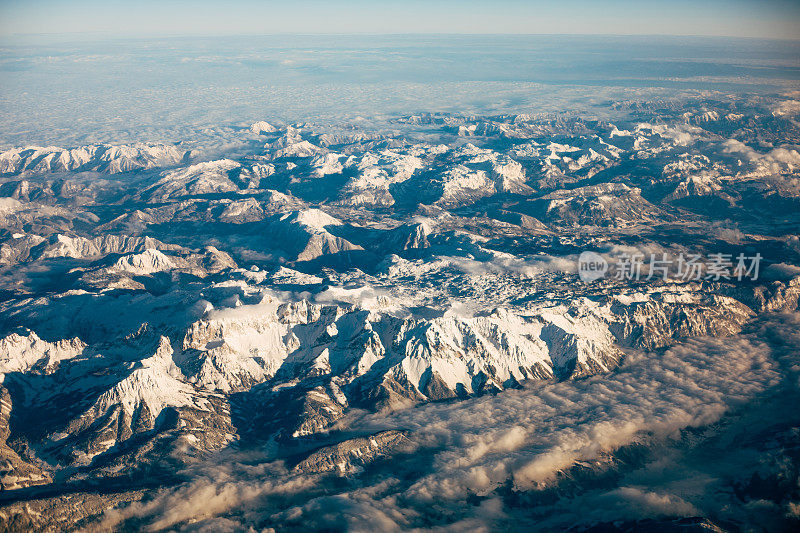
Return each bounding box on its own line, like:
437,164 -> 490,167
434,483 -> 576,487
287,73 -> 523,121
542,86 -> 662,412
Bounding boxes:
96,313 -> 800,531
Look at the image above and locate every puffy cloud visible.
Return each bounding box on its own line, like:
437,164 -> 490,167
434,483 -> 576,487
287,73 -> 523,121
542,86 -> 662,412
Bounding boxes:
722,138 -> 761,160
313,284 -> 393,310
97,313 -> 800,531
722,138 -> 800,170
772,99 -> 800,117
446,253 -> 578,278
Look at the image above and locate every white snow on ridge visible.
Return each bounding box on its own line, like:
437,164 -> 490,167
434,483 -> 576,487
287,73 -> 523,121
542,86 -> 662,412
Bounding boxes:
249,121 -> 279,134
0,329 -> 85,375
112,249 -> 176,275
0,143 -> 187,175
285,208 -> 342,230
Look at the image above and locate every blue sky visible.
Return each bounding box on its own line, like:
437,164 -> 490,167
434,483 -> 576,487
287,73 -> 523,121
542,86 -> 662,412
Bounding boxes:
1,0 -> 799,40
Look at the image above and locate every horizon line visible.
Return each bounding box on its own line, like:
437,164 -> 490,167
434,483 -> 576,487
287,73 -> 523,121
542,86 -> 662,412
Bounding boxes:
3,31 -> 800,43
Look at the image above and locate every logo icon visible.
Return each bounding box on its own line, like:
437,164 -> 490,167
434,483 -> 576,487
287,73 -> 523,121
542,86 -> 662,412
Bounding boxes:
578,251 -> 607,282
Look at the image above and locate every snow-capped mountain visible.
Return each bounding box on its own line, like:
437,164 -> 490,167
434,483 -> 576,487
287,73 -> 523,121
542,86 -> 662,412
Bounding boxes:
0,95 -> 799,531
0,143 -> 189,176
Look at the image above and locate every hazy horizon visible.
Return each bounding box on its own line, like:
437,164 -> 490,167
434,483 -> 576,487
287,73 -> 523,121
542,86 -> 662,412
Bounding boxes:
2,0 -> 800,40
2,33 -> 798,150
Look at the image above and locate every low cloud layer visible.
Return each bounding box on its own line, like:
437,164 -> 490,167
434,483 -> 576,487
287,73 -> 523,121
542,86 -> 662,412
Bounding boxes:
93,312 -> 800,532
